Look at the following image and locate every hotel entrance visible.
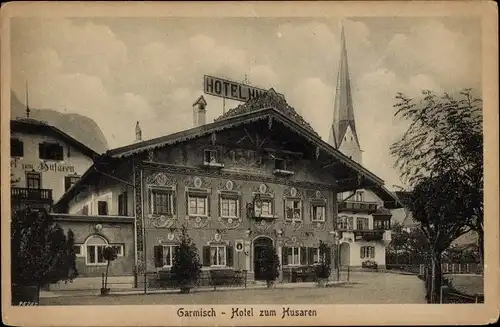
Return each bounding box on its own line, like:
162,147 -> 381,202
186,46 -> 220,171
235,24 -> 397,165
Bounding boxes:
253,236 -> 274,281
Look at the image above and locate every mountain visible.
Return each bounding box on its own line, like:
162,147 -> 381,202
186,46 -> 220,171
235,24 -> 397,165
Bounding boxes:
11,91 -> 109,154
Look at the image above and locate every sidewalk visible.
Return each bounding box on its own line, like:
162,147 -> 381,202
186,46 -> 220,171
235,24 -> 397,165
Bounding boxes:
40,280 -> 350,298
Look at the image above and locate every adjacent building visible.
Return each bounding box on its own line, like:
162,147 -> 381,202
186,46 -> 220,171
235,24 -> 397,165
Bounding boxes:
10,116 -> 99,211
328,26 -> 393,268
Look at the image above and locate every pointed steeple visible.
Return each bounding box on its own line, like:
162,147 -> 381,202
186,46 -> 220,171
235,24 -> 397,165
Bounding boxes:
329,23 -> 360,151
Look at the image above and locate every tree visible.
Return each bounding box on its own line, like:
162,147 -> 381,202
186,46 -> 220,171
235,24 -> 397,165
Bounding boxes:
315,241 -> 332,286
260,246 -> 280,288
391,89 -> 483,257
11,208 -> 78,304
390,89 -> 482,303
101,246 -> 118,295
171,225 -> 201,293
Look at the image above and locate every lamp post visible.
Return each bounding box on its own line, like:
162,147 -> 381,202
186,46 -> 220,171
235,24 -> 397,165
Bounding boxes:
330,231 -> 341,281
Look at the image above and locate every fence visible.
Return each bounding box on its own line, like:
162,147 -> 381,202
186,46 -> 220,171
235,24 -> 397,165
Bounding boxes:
387,263 -> 482,276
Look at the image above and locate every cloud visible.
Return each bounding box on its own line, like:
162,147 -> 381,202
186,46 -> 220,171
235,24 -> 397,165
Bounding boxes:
384,19 -> 480,90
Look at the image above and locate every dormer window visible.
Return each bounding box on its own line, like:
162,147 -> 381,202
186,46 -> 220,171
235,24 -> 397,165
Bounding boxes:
203,149 -> 224,168
39,142 -> 63,161
273,158 -> 294,176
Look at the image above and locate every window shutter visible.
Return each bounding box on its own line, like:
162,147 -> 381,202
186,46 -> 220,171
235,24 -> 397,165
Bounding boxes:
325,246 -> 332,265
202,246 -> 211,266
360,247 -> 364,259
300,247 -> 307,265
39,143 -> 44,159
226,246 -> 234,267
371,247 -> 375,258
172,191 -> 176,215
307,248 -> 314,265
154,246 -> 164,267
282,247 -> 288,266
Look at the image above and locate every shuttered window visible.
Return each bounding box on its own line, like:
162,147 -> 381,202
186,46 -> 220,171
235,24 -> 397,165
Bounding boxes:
151,189 -> 174,216
118,192 -> 128,216
360,246 -> 375,259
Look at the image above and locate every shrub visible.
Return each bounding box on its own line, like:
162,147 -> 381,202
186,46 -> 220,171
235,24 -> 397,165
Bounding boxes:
171,225 -> 202,292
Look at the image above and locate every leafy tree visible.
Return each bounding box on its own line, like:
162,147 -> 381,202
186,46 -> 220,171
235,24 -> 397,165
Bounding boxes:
315,241 -> 332,284
390,89 -> 482,303
11,208 -> 78,303
260,246 -> 280,287
171,225 -> 201,293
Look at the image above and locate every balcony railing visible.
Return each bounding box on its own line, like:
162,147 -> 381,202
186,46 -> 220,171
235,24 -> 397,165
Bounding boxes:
338,200 -> 378,213
353,230 -> 384,241
11,187 -> 53,202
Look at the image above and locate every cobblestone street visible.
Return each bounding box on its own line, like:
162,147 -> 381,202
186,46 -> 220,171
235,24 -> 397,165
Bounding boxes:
40,272 -> 426,305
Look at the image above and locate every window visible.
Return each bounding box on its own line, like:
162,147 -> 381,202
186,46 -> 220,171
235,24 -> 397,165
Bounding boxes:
26,172 -> 41,189
311,248 -> 321,264
11,139 -> 24,157
285,199 -> 301,221
254,198 -> 273,217
204,149 -> 218,163
274,158 -> 286,170
337,216 -> 353,230
360,246 -> 375,259
98,201 -> 108,216
151,189 -> 174,216
287,247 -> 301,265
118,192 -> 128,216
74,245 -> 84,257
188,195 -> 208,216
311,205 -> 325,222
356,217 -> 369,230
64,175 -> 80,191
81,204 -> 89,216
162,245 -> 177,267
39,142 -> 64,161
85,235 -> 108,266
220,197 -> 238,218
374,219 -> 391,230
210,245 -> 226,266
355,191 -> 364,202
110,244 -> 124,257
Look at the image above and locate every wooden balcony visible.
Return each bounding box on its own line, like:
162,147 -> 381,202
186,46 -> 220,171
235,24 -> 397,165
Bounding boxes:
11,187 -> 53,203
353,230 -> 384,241
338,200 -> 378,213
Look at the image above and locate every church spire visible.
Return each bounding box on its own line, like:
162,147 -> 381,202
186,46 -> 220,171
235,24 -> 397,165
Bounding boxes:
329,23 -> 360,152
25,81 -> 31,118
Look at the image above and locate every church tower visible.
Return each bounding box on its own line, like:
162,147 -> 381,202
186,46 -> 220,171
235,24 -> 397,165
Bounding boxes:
328,24 -> 362,164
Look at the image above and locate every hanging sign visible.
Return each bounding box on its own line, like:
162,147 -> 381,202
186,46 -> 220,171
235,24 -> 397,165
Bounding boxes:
204,75 -> 284,102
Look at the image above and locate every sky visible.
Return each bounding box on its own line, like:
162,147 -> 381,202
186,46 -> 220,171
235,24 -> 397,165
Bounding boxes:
10,16 -> 482,190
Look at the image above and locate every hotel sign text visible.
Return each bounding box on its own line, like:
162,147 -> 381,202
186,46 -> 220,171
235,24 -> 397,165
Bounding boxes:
204,75 -> 283,102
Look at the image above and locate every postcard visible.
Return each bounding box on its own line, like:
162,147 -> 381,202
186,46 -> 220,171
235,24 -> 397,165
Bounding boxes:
1,1 -> 498,326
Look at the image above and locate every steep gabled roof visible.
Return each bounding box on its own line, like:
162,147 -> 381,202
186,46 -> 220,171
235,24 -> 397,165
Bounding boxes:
56,94 -> 402,210
215,88 -> 320,137
11,118 -> 100,160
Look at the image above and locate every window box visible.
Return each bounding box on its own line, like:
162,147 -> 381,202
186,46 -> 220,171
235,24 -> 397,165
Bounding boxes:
273,169 -> 295,176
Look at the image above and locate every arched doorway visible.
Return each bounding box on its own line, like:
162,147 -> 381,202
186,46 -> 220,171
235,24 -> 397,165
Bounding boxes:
339,242 -> 350,267
253,236 -> 274,281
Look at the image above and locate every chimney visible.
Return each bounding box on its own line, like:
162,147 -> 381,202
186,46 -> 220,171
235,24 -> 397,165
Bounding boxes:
192,95 -> 207,127
135,121 -> 142,143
